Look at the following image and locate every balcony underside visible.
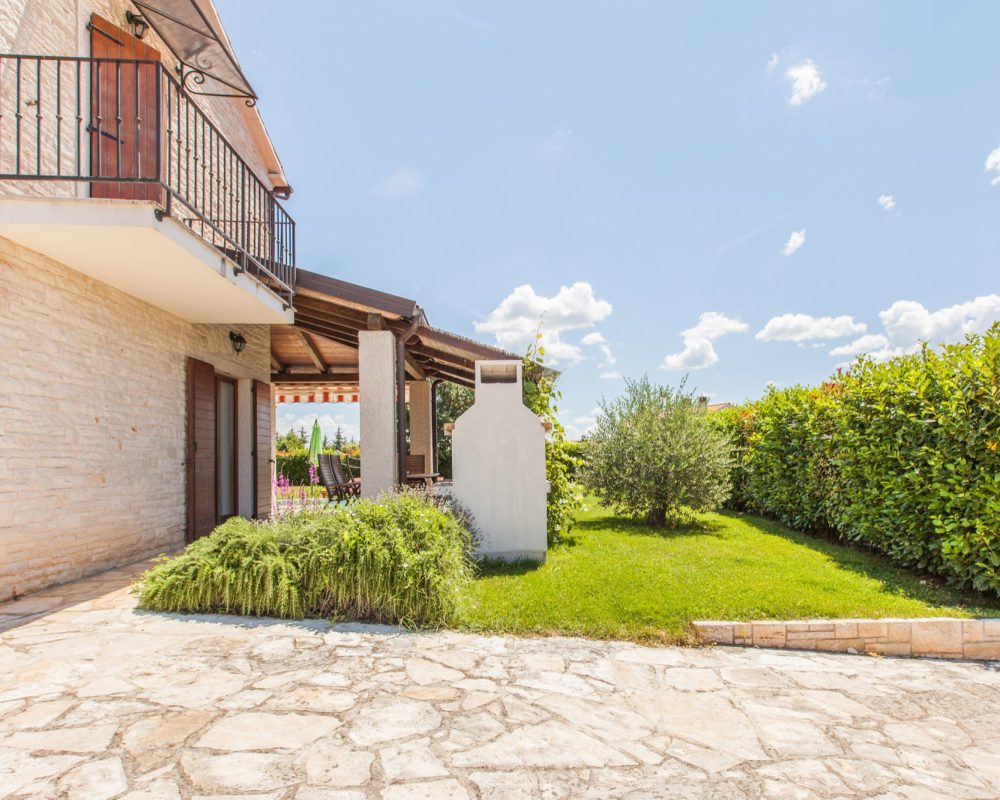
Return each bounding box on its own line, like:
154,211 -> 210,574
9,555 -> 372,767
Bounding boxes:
0,196 -> 293,324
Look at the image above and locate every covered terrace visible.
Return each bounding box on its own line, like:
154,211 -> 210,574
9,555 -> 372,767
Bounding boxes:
270,269 -> 518,497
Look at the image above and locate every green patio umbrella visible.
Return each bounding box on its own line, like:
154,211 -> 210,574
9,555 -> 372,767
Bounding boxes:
307,419 -> 322,467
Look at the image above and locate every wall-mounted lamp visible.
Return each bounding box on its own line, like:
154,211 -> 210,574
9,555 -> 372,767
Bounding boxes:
125,10 -> 149,40
229,331 -> 247,356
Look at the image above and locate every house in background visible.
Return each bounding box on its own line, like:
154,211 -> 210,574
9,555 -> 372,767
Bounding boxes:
0,0 -> 526,601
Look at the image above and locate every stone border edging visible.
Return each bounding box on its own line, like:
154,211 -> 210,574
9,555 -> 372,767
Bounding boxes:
691,618 -> 1000,660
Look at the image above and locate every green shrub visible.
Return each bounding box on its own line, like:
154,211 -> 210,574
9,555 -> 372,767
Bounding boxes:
276,452 -> 311,485
585,377 -> 732,526
138,491 -> 473,626
723,325 -> 1000,595
522,337 -> 584,545
435,382 -> 474,480
562,440 -> 591,481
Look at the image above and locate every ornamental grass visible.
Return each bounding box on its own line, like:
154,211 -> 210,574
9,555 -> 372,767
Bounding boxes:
137,491 -> 473,627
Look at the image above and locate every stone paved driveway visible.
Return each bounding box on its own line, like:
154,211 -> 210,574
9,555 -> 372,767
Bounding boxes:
1,562 -> 999,799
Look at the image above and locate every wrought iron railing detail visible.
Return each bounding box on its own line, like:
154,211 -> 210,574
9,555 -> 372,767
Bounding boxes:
0,54 -> 295,303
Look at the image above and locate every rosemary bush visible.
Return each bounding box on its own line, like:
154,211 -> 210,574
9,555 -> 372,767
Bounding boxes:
138,491 -> 473,626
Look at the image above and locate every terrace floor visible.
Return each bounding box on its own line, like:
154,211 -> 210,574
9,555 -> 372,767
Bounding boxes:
1,562 -> 999,799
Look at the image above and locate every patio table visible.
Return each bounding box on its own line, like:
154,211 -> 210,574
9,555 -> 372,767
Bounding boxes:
405,472 -> 440,489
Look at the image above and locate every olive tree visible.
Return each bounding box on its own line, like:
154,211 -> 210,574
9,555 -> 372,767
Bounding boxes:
585,377 -> 732,527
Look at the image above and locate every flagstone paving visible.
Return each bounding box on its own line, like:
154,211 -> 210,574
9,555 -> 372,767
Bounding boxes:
1,561 -> 999,799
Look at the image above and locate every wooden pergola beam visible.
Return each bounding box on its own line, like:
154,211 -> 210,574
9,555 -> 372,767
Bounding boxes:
296,329 -> 327,373
294,310 -> 361,339
410,357 -> 474,387
409,344 -> 476,371
294,297 -> 372,328
294,319 -> 358,350
404,353 -> 426,380
271,371 -> 360,383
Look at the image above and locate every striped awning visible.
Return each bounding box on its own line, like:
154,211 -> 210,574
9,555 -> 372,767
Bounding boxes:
275,387 -> 359,404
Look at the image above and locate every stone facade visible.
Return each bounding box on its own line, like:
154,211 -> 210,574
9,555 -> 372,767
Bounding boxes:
692,617 -> 1000,661
0,233 -> 271,601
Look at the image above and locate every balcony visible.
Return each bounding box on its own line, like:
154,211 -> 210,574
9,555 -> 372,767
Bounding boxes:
0,54 -> 295,322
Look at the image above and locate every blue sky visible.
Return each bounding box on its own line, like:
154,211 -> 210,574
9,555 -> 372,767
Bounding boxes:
217,1 -> 1000,441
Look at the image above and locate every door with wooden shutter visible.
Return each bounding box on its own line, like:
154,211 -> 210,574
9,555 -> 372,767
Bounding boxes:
89,14 -> 162,201
186,357 -> 216,542
252,380 -> 273,519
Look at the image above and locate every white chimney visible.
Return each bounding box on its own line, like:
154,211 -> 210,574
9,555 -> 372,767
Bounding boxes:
452,360 -> 547,561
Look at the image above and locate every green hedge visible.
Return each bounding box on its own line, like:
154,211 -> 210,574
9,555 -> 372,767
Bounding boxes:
277,451 -> 360,485
276,453 -> 311,485
137,492 -> 473,626
715,325 -> 1000,595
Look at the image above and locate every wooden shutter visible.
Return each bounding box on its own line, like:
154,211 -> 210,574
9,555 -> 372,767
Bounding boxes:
186,357 -> 217,542
89,14 -> 163,201
252,380 -> 273,520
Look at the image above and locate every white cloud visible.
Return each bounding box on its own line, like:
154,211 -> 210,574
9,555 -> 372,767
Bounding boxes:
579,330 -> 616,367
475,282 -> 612,365
756,313 -> 866,342
371,166 -> 424,198
830,294 -> 1000,361
664,338 -> 719,370
785,60 -> 826,106
781,229 -> 806,255
564,407 -> 602,440
878,194 -> 896,211
767,53 -> 780,71
663,312 -> 749,371
862,74 -> 891,99
986,145 -> 1000,186
539,127 -> 576,158
683,311 -> 751,341
829,333 -> 889,357
599,371 -> 622,380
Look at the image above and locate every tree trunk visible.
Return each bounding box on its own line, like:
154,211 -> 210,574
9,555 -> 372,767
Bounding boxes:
647,507 -> 667,527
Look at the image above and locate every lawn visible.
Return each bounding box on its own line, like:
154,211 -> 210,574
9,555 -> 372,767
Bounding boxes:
455,499 -> 1000,643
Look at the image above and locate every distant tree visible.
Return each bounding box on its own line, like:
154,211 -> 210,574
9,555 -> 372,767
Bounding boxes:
435,382 -> 474,479
276,428 -> 306,453
333,426 -> 347,451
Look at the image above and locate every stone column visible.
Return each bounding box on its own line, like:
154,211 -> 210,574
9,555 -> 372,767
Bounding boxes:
408,380 -> 435,474
359,331 -> 398,498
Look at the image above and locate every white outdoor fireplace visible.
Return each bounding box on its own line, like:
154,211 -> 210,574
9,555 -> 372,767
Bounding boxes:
452,360 -> 547,562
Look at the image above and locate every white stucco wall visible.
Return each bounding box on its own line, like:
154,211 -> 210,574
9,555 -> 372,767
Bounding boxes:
452,361 -> 547,562
358,331 -> 397,498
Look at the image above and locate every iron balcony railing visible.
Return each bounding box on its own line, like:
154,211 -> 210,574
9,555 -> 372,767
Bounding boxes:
0,54 -> 295,303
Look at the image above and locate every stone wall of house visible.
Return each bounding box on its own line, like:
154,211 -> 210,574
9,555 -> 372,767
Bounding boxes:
0,234 -> 271,601
0,0 -> 277,195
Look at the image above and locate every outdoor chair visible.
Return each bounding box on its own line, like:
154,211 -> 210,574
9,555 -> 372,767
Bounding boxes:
405,453 -> 440,489
344,455 -> 361,482
318,454 -> 360,503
